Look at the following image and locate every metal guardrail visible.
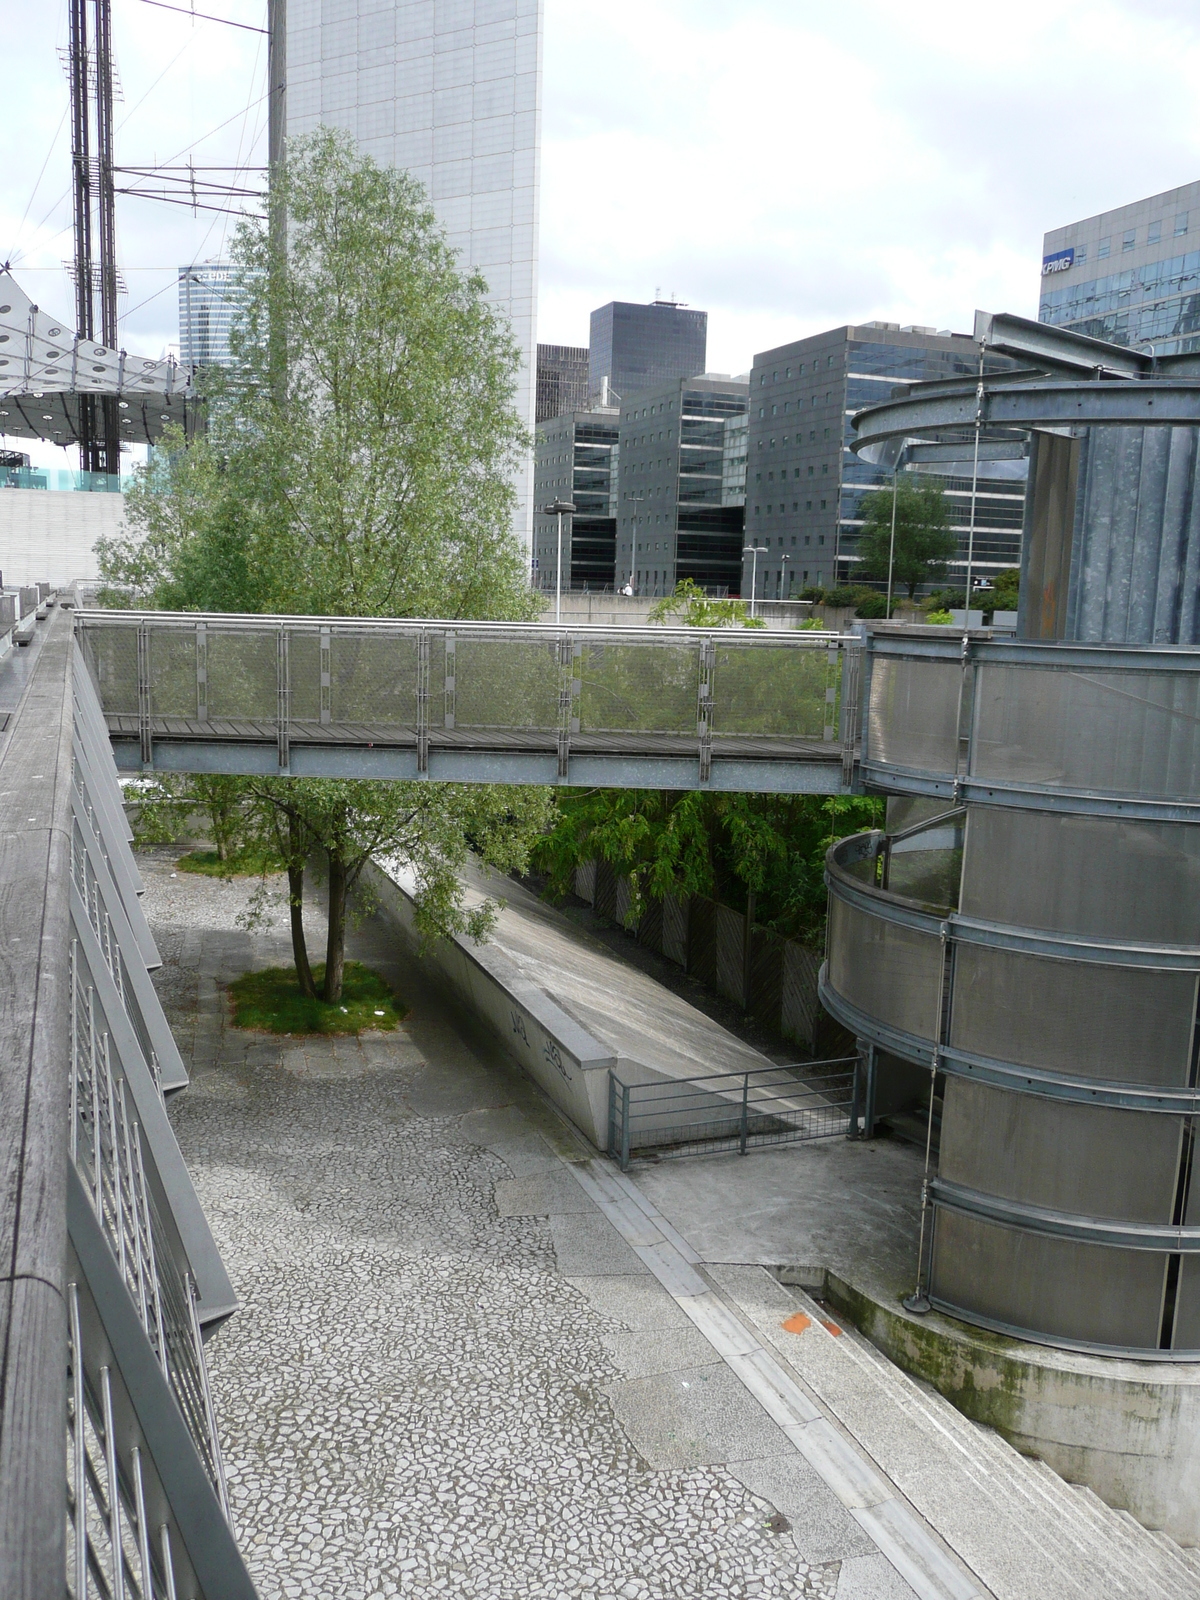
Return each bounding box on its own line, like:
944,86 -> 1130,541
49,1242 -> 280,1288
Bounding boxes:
0,601 -> 257,1597
607,1059 -> 858,1171
74,610 -> 856,793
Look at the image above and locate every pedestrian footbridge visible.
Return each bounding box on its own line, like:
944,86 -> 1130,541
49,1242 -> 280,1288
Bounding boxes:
74,610 -> 859,793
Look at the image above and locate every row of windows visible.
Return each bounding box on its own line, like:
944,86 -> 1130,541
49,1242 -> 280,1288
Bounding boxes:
753,500 -> 828,516
758,354 -> 838,384
1081,213 -> 1188,265
758,393 -> 833,418
756,429 -> 831,452
756,464 -> 829,482
1039,250 -> 1200,317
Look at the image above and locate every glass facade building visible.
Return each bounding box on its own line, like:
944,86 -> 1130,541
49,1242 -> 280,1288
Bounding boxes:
616,376 -> 748,596
532,409 -> 619,590
535,343 -> 589,423
177,262 -> 239,371
745,325 -> 1025,597
1039,180 -> 1200,355
589,300 -> 707,404
283,0 -> 544,548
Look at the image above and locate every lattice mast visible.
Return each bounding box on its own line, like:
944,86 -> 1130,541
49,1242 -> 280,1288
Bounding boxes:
67,0 -> 121,476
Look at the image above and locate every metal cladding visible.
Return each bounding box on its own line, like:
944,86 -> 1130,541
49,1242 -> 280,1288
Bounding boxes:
0,269 -> 197,450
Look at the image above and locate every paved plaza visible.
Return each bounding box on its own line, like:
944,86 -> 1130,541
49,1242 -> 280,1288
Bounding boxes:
146,852 -> 906,1600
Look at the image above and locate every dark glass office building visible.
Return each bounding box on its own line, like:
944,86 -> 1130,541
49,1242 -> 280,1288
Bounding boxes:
532,409 -> 620,590
745,325 -> 1025,596
536,344 -> 590,424
616,376 -> 748,595
589,299 -> 707,404
1038,180 -> 1200,355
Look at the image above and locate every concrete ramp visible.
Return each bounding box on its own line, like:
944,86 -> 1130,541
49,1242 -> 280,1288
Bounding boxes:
368,856 -> 777,1151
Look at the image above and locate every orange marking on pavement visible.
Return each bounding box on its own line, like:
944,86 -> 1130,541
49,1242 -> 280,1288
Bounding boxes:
820,1319 -> 842,1336
781,1312 -> 811,1334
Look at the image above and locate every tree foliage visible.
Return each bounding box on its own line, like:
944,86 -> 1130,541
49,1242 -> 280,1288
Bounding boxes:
648,579 -> 765,629
854,476 -> 956,599
100,131 -> 552,999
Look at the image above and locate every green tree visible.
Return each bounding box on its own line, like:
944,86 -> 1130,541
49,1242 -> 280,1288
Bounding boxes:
98,130 -> 551,999
648,578 -> 765,629
854,477 -> 956,600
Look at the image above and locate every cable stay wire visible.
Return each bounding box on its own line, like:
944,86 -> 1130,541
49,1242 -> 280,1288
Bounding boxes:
5,105 -> 70,265
126,0 -> 268,34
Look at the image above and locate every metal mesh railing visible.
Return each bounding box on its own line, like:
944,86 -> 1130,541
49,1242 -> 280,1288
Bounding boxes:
69,937 -> 229,1514
607,1059 -> 858,1170
75,612 -> 850,759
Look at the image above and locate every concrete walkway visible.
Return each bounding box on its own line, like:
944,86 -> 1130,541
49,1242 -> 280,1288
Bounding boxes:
148,851 -> 1200,1600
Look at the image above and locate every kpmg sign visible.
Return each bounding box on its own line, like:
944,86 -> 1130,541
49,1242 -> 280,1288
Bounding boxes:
1042,248 -> 1075,276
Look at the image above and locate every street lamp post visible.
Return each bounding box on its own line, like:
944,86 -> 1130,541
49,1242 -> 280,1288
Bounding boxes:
781,553 -> 791,599
628,491 -> 645,595
544,498 -> 576,626
742,545 -> 768,617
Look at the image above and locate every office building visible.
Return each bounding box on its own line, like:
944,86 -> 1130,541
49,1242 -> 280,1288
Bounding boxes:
1038,179 -> 1200,355
589,299 -> 707,405
744,325 -> 1025,597
616,376 -> 748,596
535,343 -> 589,423
532,407 -> 619,590
178,262 -> 240,371
283,0 -> 544,546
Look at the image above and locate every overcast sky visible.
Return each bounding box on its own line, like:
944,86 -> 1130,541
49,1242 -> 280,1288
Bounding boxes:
3,0 -> 1200,465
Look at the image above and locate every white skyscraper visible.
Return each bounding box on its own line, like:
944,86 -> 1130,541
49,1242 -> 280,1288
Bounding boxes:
283,0 -> 543,549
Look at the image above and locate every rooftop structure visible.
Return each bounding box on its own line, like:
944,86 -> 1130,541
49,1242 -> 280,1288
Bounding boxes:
1039,179 -> 1200,355
0,269 -> 195,456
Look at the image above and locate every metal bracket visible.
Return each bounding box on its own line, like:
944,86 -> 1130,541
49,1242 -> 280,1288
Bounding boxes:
136,621 -> 152,767
276,628 -> 289,771
697,637 -> 715,784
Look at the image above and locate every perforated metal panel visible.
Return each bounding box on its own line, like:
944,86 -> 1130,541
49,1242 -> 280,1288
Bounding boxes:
961,805 -> 1200,943
950,943 -> 1195,1086
577,640 -> 698,734
939,1078 -> 1182,1223
867,656 -> 962,772
454,637 -> 559,730
826,894 -> 943,1040
712,639 -> 831,738
930,1208 -> 1167,1349
147,631 -> 197,720
328,631 -> 420,726
972,661 -> 1200,798
204,630 -> 278,722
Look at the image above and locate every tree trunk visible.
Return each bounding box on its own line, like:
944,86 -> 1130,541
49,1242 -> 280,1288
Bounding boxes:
286,813 -> 316,997
323,847 -> 347,1003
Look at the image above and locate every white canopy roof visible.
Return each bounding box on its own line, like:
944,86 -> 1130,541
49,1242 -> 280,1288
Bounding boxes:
0,270 -> 197,448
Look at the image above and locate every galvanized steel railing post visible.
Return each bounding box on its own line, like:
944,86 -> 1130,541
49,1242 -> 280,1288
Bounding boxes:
620,1081 -> 631,1172
697,637 -> 714,784
276,626 -> 289,771
136,620 -> 152,766
416,631 -> 430,774
195,622 -> 207,723
740,1073 -> 749,1155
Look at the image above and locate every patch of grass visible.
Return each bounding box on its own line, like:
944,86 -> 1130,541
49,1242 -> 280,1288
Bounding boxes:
176,848 -> 284,878
228,962 -> 407,1035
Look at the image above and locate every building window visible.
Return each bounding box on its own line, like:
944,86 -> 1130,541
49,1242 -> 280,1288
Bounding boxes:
785,367 -> 791,378
1075,244 -> 1087,264
805,534 -> 810,545
809,430 -> 815,442
754,506 -> 760,516
783,401 -> 789,413
792,502 -> 798,513
793,468 -> 800,479
819,534 -> 825,544
759,407 -> 765,417
820,500 -> 827,510
771,404 -> 777,415
755,472 -> 761,483
808,466 -> 814,477
805,500 -> 812,511
790,535 -> 796,545
1098,236 -> 1111,258
1123,229 -> 1136,252
827,355 -> 834,368
1149,221 -> 1162,245
1177,213 -> 1189,237
823,428 -> 829,440
768,471 -> 774,481
760,374 -> 767,386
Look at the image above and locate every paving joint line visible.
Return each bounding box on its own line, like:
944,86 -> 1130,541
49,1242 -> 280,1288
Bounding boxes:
557,1150 -> 993,1600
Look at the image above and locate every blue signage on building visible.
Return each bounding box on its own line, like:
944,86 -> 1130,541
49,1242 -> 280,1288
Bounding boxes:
1042,247 -> 1075,276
